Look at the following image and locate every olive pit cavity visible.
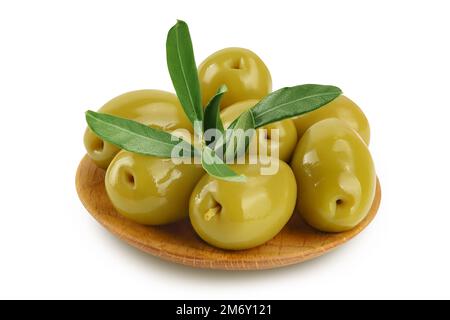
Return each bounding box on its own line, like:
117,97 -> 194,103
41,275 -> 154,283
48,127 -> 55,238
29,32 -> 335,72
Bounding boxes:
230,58 -> 243,70
125,171 -> 136,188
204,202 -> 222,221
92,138 -> 105,153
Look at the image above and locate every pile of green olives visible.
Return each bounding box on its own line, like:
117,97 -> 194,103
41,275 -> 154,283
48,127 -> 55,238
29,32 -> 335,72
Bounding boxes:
84,48 -> 376,250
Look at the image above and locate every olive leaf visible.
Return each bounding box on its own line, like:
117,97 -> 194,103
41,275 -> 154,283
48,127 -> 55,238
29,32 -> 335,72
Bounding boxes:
251,84 -> 342,128
86,111 -> 196,158
203,84 -> 227,134
203,85 -> 227,149
223,110 -> 256,161
201,147 -> 246,182
166,20 -> 203,134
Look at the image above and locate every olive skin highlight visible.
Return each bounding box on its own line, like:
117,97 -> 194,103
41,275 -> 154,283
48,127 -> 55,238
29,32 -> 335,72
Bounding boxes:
290,118 -> 376,232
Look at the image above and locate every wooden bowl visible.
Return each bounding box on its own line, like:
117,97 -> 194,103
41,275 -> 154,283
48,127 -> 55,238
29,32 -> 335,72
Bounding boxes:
76,155 -> 381,270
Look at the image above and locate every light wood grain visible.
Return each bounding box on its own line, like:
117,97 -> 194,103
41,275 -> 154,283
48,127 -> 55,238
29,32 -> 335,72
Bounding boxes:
76,155 -> 381,270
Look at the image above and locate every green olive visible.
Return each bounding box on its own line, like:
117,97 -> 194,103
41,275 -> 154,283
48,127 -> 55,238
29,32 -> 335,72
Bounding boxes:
220,100 -> 298,162
292,95 -> 370,145
105,150 -> 204,225
189,161 -> 297,250
198,48 -> 272,109
84,90 -> 192,169
290,118 -> 376,232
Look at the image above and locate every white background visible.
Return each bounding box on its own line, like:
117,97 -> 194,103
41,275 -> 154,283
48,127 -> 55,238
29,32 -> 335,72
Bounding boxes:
1,0 -> 449,300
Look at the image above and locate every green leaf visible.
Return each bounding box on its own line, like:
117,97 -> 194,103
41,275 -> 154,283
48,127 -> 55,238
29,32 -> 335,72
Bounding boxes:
85,111 -> 196,158
203,84 -> 227,134
251,84 -> 342,128
166,20 -> 203,133
201,147 -> 246,182
223,110 -> 256,161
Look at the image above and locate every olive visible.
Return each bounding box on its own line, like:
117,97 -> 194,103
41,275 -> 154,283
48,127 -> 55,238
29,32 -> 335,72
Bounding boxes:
220,99 -> 298,162
84,90 -> 192,169
198,48 -> 272,109
290,118 -> 376,232
105,150 -> 204,225
189,161 -> 297,250
292,95 -> 370,145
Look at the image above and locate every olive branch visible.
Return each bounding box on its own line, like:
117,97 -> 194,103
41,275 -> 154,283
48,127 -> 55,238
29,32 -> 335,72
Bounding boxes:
86,20 -> 342,182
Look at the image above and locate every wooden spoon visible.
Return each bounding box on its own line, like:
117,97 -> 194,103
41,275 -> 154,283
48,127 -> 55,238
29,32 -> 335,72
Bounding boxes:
76,155 -> 381,270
